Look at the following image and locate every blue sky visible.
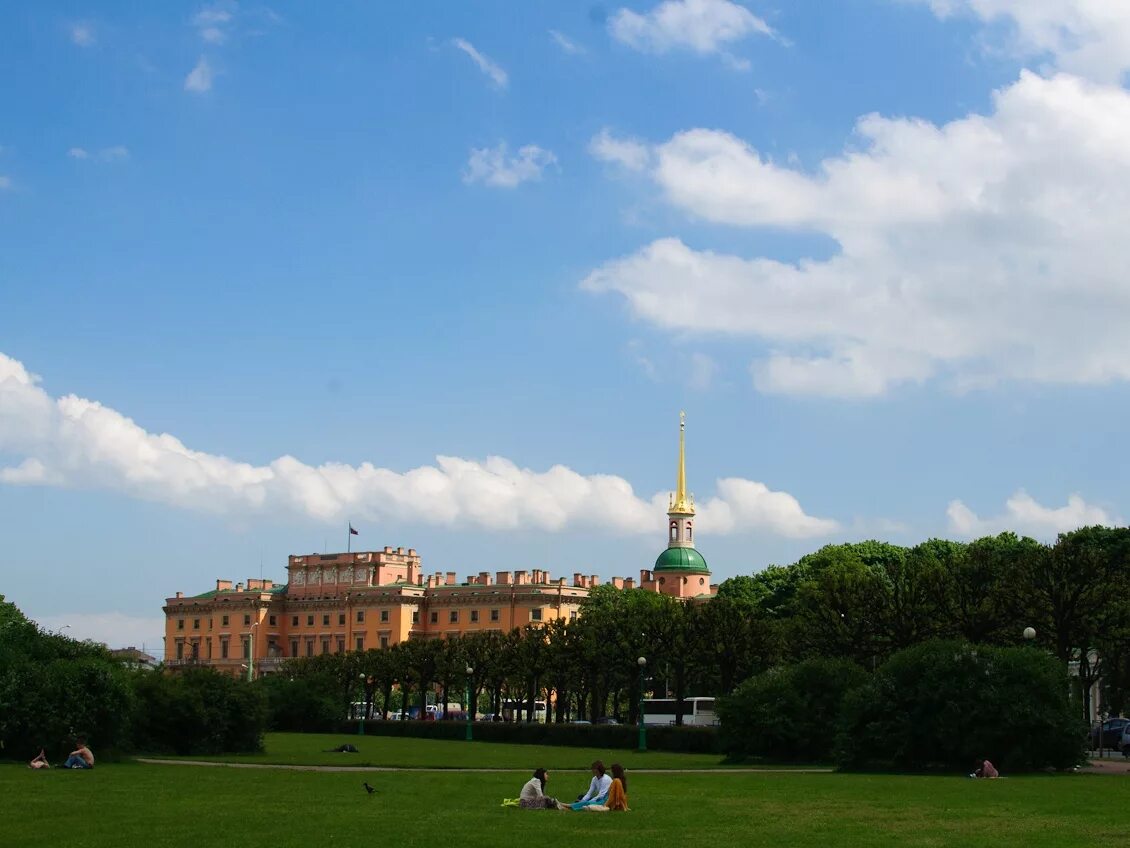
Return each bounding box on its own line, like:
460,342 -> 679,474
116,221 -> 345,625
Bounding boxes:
3,1 -> 1130,651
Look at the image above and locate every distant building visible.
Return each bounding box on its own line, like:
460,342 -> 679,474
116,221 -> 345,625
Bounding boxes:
110,646 -> 159,670
162,414 -> 716,676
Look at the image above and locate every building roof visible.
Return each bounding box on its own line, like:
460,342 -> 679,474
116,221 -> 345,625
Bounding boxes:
653,546 -> 710,572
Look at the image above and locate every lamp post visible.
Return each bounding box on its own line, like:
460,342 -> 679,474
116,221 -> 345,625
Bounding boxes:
1023,626 -> 1036,642
637,656 -> 647,753
357,673 -> 366,735
247,619 -> 259,682
465,665 -> 474,742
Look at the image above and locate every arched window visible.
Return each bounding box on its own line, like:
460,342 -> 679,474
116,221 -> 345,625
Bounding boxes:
669,521 -> 678,542
687,522 -> 693,542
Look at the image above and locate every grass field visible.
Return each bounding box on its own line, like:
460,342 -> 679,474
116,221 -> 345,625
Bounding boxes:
143,731 -> 746,770
3,759 -> 1125,848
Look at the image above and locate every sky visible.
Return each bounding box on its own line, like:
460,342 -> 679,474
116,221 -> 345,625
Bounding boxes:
3,0 -> 1130,653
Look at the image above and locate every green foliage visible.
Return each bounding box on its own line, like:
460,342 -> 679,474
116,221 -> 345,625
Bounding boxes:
835,640 -> 1086,772
130,668 -> 267,755
717,658 -> 868,762
259,674 -> 342,733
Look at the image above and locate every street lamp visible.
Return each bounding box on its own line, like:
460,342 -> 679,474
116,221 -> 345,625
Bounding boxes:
247,619 -> 260,682
465,665 -> 474,742
637,656 -> 647,753
1023,626 -> 1036,642
357,673 -> 366,735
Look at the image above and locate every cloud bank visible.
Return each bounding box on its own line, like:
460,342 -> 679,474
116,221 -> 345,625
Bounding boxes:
947,490 -> 1118,538
0,352 -> 837,539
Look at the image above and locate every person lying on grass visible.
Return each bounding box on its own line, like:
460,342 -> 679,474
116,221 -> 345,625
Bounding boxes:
28,748 -> 50,769
970,758 -> 999,779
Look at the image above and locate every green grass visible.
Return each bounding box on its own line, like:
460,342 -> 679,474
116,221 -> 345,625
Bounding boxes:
143,731 -> 748,770
2,762 -> 1125,847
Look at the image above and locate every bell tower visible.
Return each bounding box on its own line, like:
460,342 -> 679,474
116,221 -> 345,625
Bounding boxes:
652,412 -> 710,598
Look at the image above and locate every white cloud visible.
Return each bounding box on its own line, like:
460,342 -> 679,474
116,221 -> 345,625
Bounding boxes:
946,491 -> 1118,538
913,0 -> 1130,83
464,143 -> 557,188
68,146 -> 129,163
549,29 -> 585,54
589,128 -> 651,171
184,57 -> 214,92
30,611 -> 166,653
451,38 -> 508,88
584,71 -> 1130,397
609,0 -> 775,60
193,4 -> 235,44
70,23 -> 95,47
0,351 -> 837,540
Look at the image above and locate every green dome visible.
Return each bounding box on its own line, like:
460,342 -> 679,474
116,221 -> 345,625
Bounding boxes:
654,546 -> 710,572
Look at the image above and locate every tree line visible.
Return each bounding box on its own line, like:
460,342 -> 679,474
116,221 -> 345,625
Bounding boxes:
282,526 -> 1130,725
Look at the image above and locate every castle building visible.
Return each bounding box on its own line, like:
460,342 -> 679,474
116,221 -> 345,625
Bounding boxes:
162,414 -> 716,675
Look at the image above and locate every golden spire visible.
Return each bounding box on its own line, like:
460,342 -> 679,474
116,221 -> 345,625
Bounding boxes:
671,411 -> 694,515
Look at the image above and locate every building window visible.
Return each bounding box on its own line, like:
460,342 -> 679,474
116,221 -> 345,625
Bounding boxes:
220,639 -> 229,659
176,641 -> 184,659
570,610 -> 578,621
490,609 -> 500,622
355,636 -> 364,652
470,610 -> 479,623
338,613 -> 346,625
193,618 -> 200,630
244,614 -> 251,626
222,615 -> 229,627
449,610 -> 459,624
289,640 -> 298,657
177,619 -> 184,631
380,610 -> 389,623
337,639 -> 345,654
307,615 -> 314,626
243,638 -> 251,659
269,615 -> 277,626
430,611 -> 438,624
380,636 -> 389,649
412,611 -> 419,624
687,522 -> 693,542
191,642 -> 199,660
321,640 -> 330,655
291,615 -> 299,627
356,610 -> 365,623
699,577 -> 705,586
531,608 -> 543,622
670,521 -> 677,542
322,614 -> 330,627
305,640 -> 314,657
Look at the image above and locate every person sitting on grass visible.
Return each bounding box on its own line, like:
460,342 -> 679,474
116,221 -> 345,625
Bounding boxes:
63,737 -> 94,770
570,761 -> 611,811
519,768 -> 562,810
970,758 -> 998,779
28,748 -> 51,769
606,763 -> 629,811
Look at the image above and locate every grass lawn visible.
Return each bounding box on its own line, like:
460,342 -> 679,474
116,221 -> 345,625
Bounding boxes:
144,731 -> 748,770
2,761 -> 1125,847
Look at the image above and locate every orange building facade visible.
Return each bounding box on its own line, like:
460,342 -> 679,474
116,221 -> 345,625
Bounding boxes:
162,414 -> 718,675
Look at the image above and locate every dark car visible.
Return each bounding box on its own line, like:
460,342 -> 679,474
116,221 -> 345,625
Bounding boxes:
1089,717 -> 1128,750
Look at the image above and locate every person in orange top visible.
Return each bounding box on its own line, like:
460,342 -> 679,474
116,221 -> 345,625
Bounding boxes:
606,763 -> 629,811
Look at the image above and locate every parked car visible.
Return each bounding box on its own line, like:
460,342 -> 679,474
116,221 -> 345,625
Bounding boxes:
594,717 -> 620,725
1122,724 -> 1130,758
1089,717 -> 1128,750
571,719 -> 592,725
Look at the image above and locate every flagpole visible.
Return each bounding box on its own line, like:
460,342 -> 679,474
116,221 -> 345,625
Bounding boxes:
347,521 -> 351,554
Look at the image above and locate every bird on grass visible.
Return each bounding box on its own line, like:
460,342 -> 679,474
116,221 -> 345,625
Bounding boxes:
363,782 -> 376,795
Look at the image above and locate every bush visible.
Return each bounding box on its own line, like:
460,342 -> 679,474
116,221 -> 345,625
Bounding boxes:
131,668 -> 267,755
337,719 -> 720,753
835,640 -> 1086,772
260,674 -> 342,733
716,658 -> 869,762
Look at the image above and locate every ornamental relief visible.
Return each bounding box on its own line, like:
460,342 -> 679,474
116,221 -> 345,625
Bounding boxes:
292,570 -> 306,586
309,569 -> 322,585
324,568 -> 337,585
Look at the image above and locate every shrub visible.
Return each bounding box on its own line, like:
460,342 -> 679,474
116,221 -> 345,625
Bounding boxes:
260,674 -> 342,733
716,658 -> 868,762
835,640 -> 1086,772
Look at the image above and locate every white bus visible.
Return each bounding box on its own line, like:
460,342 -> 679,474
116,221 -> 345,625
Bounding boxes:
641,697 -> 717,726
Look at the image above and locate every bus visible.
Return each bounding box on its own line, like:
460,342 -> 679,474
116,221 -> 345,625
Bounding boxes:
640,697 -> 717,726
500,699 -> 548,723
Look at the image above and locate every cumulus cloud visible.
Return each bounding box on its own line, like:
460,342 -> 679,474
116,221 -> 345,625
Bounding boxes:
193,3 -> 236,44
583,71 -> 1130,397
609,0 -> 775,61
0,351 -> 837,539
549,30 -> 585,54
464,143 -> 557,188
913,0 -> 1130,83
589,129 -> 651,171
452,38 -> 508,88
946,491 -> 1118,538
184,57 -> 214,92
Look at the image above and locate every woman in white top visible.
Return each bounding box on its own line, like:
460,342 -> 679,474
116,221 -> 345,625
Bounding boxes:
519,768 -> 560,809
570,761 -> 612,810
